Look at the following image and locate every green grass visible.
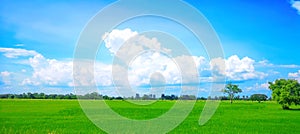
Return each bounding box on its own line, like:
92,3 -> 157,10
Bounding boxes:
1,99 -> 300,133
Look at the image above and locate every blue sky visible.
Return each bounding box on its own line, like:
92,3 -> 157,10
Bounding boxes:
0,0 -> 300,97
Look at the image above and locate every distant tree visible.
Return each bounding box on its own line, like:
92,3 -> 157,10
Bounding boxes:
115,96 -> 123,100
135,94 -> 140,100
161,94 -> 165,100
222,83 -> 242,104
142,94 -> 150,100
33,93 -> 39,99
7,94 -> 14,99
27,92 -> 34,99
269,79 -> 300,109
234,95 -> 240,100
219,96 -> 228,101
197,97 -> 207,100
250,94 -> 268,103
103,95 -> 110,100
39,93 -> 45,99
180,95 -> 196,100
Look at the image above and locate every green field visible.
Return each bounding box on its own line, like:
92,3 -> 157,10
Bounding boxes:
1,99 -> 300,134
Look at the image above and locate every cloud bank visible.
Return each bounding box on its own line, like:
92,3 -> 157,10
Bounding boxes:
0,28 -> 297,95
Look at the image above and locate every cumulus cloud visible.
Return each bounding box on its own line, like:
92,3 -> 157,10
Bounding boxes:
22,54 -> 73,86
0,47 -> 39,58
0,29 -> 271,91
103,28 -> 172,62
0,47 -> 74,87
0,48 -> 267,91
101,28 -> 199,87
291,0 -> 300,14
127,51 -> 181,86
101,29 -> 266,83
102,28 -> 138,54
211,55 -> 267,81
0,47 -> 96,88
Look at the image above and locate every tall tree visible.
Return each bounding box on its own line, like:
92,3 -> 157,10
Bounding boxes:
222,83 -> 242,104
269,79 -> 300,109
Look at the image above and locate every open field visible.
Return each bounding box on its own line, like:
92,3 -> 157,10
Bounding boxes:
1,99 -> 300,133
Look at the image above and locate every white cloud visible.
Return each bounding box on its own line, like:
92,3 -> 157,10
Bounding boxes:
100,28 -> 267,84
127,51 -> 181,86
100,28 -> 187,88
22,54 -> 73,86
0,48 -> 74,87
15,44 -> 25,47
211,55 -> 267,81
0,29 -> 283,93
257,60 -> 300,68
291,0 -> 300,14
94,62 -> 113,86
259,82 -> 270,89
288,70 -> 300,82
1,71 -> 11,77
0,47 -> 39,58
257,60 -> 272,66
102,28 -> 138,54
0,71 -> 12,85
246,82 -> 270,91
0,47 -> 267,90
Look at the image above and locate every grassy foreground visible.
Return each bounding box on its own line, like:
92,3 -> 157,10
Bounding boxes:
1,99 -> 300,134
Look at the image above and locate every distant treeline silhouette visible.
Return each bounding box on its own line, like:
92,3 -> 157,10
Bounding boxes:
0,92 -> 269,102
0,92 -> 195,100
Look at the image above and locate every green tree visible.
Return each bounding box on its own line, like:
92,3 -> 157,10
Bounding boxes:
269,79 -> 300,109
250,94 -> 268,103
222,83 -> 242,104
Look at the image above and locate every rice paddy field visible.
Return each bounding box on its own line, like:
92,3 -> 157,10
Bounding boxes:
1,99 -> 300,134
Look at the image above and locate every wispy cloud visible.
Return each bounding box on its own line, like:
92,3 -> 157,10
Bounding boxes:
288,70 -> 300,82
0,71 -> 12,85
0,47 -> 38,58
245,82 -> 270,92
257,60 -> 300,68
14,44 -> 25,47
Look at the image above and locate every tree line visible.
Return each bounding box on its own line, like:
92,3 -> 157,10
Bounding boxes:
0,92 -> 268,102
0,92 -> 195,100
221,79 -> 300,110
1,78 -> 298,109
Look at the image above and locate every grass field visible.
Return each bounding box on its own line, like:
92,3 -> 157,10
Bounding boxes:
1,99 -> 300,134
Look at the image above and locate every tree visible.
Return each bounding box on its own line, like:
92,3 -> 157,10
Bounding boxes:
222,83 -> 242,104
269,79 -> 300,109
250,94 -> 268,103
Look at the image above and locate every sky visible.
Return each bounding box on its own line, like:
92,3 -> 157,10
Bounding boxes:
0,0 -> 300,97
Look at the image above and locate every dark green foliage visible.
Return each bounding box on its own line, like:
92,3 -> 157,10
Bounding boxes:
250,94 -> 268,103
269,79 -> 300,109
0,92 -> 78,99
179,95 -> 196,100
